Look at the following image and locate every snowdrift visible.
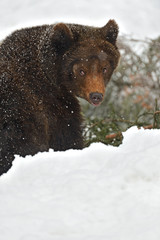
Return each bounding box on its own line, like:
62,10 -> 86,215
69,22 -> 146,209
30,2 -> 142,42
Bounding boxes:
0,127 -> 160,240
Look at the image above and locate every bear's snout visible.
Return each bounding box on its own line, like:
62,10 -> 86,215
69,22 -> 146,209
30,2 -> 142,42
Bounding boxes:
89,92 -> 103,106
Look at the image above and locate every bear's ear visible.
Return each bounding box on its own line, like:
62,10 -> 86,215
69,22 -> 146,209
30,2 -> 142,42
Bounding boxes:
101,20 -> 119,45
51,23 -> 73,53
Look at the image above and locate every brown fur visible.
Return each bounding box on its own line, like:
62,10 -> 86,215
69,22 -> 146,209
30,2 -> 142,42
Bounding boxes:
0,20 -> 120,175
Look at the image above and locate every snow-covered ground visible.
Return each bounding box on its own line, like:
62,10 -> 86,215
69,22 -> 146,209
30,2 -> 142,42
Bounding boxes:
1,127 -> 160,240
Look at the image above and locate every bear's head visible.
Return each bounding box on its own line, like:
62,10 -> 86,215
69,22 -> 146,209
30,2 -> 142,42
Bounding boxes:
41,20 -> 120,106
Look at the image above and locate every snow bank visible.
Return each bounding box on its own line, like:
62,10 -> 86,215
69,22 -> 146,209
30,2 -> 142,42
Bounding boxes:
1,127 -> 160,240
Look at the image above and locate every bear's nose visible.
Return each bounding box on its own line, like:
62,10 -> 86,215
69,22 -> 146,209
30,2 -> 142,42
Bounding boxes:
89,92 -> 103,106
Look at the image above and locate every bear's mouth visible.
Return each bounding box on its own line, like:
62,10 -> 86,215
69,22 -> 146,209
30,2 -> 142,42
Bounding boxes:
91,102 -> 102,107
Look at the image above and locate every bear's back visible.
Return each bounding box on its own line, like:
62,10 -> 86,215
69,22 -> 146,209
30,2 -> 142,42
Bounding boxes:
0,25 -> 48,64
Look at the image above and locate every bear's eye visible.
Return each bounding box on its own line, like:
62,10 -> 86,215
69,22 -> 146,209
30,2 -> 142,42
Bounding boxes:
103,68 -> 107,74
79,69 -> 85,76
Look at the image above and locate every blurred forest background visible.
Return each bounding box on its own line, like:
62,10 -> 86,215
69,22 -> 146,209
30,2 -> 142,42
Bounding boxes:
81,35 -> 160,147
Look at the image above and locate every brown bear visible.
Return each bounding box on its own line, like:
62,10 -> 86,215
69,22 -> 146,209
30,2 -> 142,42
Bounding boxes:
0,20 -> 120,175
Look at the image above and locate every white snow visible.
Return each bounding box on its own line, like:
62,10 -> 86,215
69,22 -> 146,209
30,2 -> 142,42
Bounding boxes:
0,0 -> 159,40
1,127 -> 160,240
